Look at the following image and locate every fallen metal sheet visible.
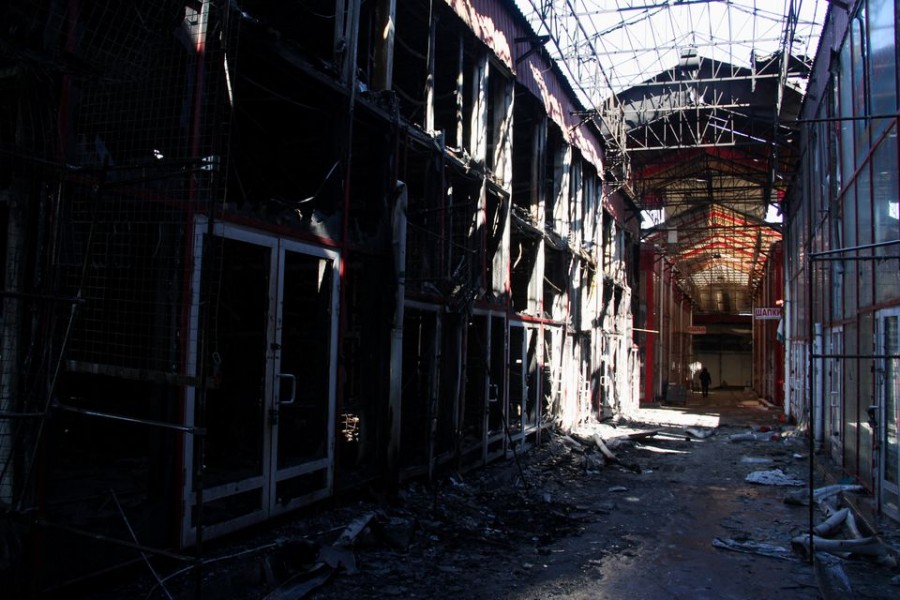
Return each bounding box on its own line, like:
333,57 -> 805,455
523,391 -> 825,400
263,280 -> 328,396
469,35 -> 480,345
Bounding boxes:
814,552 -> 854,600
745,469 -> 804,486
711,537 -> 796,561
335,512 -> 376,547
685,427 -> 716,439
263,563 -> 334,600
317,545 -> 358,574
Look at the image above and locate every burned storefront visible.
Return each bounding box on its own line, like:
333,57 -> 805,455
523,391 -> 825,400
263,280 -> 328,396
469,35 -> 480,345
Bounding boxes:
0,0 -> 639,591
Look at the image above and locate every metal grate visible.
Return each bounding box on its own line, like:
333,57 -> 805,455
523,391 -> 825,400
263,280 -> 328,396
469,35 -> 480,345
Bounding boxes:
54,0 -> 223,378
1,0 -> 231,579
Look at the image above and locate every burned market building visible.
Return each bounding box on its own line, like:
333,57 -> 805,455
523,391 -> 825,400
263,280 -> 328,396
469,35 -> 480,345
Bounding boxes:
0,0 -> 639,589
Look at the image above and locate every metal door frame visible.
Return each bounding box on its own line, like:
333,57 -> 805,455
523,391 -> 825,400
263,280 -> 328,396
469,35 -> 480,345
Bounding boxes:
181,219 -> 340,544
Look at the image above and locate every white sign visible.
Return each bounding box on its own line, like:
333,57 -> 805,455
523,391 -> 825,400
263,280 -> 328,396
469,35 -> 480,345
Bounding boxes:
754,307 -> 781,320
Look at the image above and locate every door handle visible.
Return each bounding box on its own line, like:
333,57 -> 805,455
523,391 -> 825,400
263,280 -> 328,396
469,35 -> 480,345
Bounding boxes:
278,373 -> 296,405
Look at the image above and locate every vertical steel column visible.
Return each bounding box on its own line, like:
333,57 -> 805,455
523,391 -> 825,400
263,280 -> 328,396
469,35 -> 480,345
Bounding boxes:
387,183 -> 408,479
188,2 -> 211,596
424,1 -> 436,133
372,0 -> 396,90
814,322 -> 824,451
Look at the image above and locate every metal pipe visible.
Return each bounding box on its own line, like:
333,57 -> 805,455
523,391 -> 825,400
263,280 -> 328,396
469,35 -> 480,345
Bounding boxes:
808,254 -> 900,262
811,353 -> 900,359
807,243 -> 815,565
814,322 -> 824,451
809,238 -> 900,258
791,112 -> 900,123
783,269 -> 792,420
189,3 -> 212,596
53,403 -> 200,434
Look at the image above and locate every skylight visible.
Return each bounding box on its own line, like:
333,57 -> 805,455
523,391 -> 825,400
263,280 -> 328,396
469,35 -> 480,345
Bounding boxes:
514,0 -> 831,107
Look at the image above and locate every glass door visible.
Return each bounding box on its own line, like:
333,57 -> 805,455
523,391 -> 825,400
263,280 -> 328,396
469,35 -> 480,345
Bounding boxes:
270,244 -> 339,514
878,308 -> 900,518
183,222 -> 339,543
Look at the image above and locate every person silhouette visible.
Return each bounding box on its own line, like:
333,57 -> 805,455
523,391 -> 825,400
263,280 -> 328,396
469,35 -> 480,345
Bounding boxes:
699,367 -> 712,397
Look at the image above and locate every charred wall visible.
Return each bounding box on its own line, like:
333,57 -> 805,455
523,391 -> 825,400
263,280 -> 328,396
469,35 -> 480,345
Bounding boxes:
0,0 -> 641,592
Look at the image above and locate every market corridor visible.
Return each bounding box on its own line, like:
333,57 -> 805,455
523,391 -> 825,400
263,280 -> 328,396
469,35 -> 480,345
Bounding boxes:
92,389 -> 896,599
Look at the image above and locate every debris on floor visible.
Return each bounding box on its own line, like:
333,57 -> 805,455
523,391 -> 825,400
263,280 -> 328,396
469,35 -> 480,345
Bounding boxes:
813,552 -> 854,600
729,431 -> 777,442
685,427 -> 716,439
745,469 -> 805,486
786,486 -> 899,569
100,413 -> 900,600
784,484 -> 865,506
711,537 -> 796,561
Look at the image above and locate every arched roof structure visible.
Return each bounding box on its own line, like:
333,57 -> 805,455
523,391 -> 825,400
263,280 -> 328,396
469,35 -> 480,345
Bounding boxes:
515,0 -> 831,314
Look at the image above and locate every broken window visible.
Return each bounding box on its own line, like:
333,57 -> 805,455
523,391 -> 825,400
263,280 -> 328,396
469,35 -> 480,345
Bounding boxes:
240,1 -> 336,72
510,226 -> 541,314
435,313 -> 463,460
510,92 -> 545,315
431,18 -> 470,146
230,30 -> 343,234
509,324 -> 526,437
602,210 -> 625,279
445,173 -> 481,309
461,314 -> 488,463
544,246 -> 568,321
524,327 -> 540,432
486,62 -> 513,180
349,117 -> 392,244
459,315 -> 508,463
400,309 -> 440,471
544,125 -> 566,232
404,140 -> 444,293
201,237 -> 269,492
542,327 -> 562,425
487,315 -> 507,457
582,164 -> 600,250
394,3 -> 431,124
339,255 -> 390,483
485,186 -> 509,299
578,262 -> 597,332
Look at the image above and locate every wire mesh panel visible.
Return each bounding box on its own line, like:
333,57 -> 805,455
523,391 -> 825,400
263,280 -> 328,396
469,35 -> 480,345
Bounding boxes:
0,0 -> 231,589
59,190 -> 190,375
57,0 -> 222,378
